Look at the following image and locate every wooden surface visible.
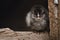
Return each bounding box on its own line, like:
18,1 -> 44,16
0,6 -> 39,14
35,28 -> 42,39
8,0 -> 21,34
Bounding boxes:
0,28 -> 49,40
58,0 -> 60,40
48,0 -> 58,40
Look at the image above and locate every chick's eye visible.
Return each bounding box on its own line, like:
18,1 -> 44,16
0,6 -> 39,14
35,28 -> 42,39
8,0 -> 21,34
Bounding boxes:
42,11 -> 45,14
33,14 -> 37,17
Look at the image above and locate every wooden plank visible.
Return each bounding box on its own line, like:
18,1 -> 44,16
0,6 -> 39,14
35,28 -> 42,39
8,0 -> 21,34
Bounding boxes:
48,0 -> 58,40
58,0 -> 60,40
0,28 -> 49,40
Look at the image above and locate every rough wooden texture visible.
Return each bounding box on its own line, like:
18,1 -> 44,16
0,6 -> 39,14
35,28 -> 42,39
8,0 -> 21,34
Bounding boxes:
0,28 -> 49,40
48,0 -> 58,40
58,0 -> 60,40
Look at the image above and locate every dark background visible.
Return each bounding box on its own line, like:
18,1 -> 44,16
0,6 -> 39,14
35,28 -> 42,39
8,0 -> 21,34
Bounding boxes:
0,0 -> 48,31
